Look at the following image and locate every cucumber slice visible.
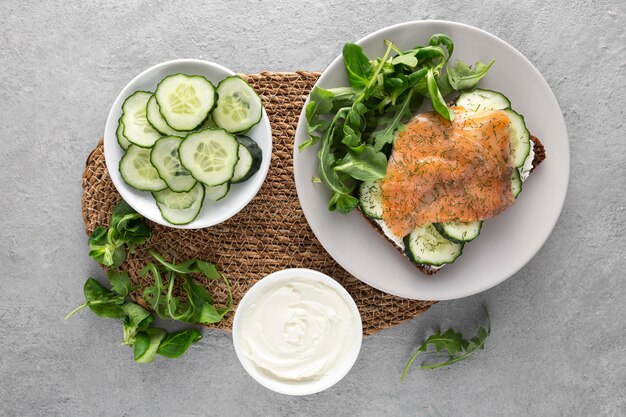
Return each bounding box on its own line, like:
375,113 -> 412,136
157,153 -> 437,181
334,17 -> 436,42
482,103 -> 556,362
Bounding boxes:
212,76 -> 263,134
403,224 -> 464,266
146,95 -> 188,136
150,136 -> 197,192
504,108 -> 531,168
179,129 -> 239,186
121,91 -> 162,148
154,74 -> 216,131
434,221 -> 482,243
119,145 -> 167,191
456,88 -> 511,112
511,168 -> 522,198
204,183 -> 230,201
153,182 -> 204,225
358,180 -> 383,220
231,136 -> 262,183
116,119 -> 131,150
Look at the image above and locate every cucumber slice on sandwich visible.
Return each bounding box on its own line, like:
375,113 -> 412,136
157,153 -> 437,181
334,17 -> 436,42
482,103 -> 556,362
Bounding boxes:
456,89 -> 511,112
150,136 -> 197,192
153,182 -> 204,225
121,91 -> 162,148
155,74 -> 216,131
434,221 -> 482,243
119,145 -> 167,191
212,76 -> 263,134
231,136 -> 262,183
179,129 -> 239,186
358,179 -> 383,220
503,108 -> 531,168
403,224 -> 464,266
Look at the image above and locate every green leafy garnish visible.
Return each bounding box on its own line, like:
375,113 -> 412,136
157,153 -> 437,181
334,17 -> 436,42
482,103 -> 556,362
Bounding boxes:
67,201 -> 219,363
402,306 -> 491,380
88,201 -> 151,268
447,59 -> 495,91
141,251 -> 233,325
303,34 -> 495,213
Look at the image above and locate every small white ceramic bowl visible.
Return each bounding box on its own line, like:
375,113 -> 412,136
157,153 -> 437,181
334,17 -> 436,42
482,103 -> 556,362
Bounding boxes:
232,268 -> 363,396
103,59 -> 272,229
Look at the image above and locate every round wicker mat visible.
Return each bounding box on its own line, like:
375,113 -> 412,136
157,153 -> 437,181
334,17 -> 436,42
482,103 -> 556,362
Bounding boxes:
81,71 -> 435,335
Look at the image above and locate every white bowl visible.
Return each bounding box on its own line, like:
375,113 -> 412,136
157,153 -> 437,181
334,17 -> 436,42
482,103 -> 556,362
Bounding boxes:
104,59 -> 272,229
232,269 -> 363,395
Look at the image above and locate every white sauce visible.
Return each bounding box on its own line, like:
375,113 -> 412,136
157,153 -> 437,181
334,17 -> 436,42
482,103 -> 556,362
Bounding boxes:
238,277 -> 358,383
520,140 -> 535,182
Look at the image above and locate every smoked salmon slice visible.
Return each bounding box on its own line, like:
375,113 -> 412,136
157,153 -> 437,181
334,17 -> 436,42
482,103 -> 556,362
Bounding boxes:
381,106 -> 515,238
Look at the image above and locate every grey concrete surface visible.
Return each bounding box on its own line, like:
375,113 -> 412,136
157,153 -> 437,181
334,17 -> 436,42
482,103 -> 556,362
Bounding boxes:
1,1 -> 624,416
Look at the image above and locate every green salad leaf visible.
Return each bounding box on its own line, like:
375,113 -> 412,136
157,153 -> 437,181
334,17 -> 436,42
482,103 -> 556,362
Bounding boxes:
88,201 -> 151,268
447,59 -> 495,91
157,329 -> 203,359
141,251 -> 233,325
302,34 -> 495,213
342,43 -> 373,88
402,306 -> 491,380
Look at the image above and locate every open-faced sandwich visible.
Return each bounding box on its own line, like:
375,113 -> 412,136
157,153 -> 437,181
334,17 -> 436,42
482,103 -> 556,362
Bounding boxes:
302,35 -> 546,274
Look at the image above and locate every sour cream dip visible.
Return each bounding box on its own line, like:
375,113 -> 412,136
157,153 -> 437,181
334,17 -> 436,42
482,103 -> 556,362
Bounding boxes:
232,269 -> 362,395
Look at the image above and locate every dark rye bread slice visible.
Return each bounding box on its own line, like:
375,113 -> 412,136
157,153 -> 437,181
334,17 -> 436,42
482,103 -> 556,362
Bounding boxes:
358,135 -> 546,275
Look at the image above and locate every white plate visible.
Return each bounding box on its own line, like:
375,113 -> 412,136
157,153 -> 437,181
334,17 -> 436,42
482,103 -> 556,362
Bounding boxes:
104,59 -> 272,229
293,21 -> 569,300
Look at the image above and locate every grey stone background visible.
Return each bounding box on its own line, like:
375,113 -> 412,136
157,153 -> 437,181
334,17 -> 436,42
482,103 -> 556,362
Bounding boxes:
1,0 -> 624,416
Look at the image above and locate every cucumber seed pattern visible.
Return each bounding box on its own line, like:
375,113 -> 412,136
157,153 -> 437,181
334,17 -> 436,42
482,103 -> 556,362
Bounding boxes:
169,84 -> 201,115
132,107 -> 158,134
167,148 -> 192,177
195,141 -> 228,172
219,91 -> 250,123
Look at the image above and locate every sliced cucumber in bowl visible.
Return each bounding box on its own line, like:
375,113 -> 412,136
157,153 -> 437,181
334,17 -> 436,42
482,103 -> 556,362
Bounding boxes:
119,145 -> 167,191
179,129 -> 240,186
150,136 -> 197,192
116,119 -> 131,150
204,182 -> 230,201
146,95 -> 188,136
232,136 -> 262,183
155,74 -> 216,131
212,76 -> 263,134
121,91 -> 162,147
152,182 -> 205,225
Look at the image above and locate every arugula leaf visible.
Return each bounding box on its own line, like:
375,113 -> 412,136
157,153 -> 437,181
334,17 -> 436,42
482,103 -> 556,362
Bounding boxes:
341,125 -> 365,153
429,34 -> 454,57
333,145 -> 387,181
157,329 -> 202,359
370,89 -> 416,151
402,306 -> 491,380
342,43 -> 372,88
447,59 -> 495,91
141,252 -> 233,325
426,68 -> 455,121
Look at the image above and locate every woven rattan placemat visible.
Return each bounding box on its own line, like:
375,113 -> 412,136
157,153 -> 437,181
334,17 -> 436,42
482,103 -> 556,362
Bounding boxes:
81,71 -> 435,335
